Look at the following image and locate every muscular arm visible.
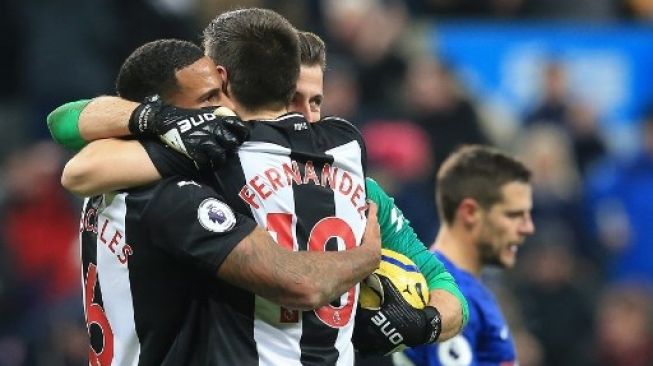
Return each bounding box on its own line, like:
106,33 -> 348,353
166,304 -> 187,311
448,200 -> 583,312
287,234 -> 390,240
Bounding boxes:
428,290 -> 464,341
145,178 -> 381,310
78,96 -> 135,140
219,203 -> 381,310
47,96 -> 137,151
365,177 -> 468,339
61,139 -> 160,196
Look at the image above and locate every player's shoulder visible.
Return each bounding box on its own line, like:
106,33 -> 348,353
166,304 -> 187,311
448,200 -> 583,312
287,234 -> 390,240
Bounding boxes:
156,176 -> 208,189
364,178 -> 391,205
316,115 -> 362,137
365,177 -> 379,189
436,253 -> 489,301
146,177 -> 217,202
141,177 -> 237,228
313,115 -> 366,153
459,274 -> 497,310
247,113 -> 359,144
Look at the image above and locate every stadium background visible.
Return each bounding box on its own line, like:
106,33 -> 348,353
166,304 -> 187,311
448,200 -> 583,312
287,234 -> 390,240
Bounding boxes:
1,0 -> 653,365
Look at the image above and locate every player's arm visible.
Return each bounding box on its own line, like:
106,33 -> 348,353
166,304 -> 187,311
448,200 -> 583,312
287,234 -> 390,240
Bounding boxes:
366,177 -> 469,340
48,97 -> 249,171
61,137 -> 203,197
59,102 -> 249,196
61,139 -> 162,196
218,203 -> 381,310
47,97 -> 135,150
143,178 -> 381,310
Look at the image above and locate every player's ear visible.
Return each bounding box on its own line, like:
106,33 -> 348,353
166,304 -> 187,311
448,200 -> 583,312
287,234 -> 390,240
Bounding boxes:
457,198 -> 481,228
216,65 -> 230,97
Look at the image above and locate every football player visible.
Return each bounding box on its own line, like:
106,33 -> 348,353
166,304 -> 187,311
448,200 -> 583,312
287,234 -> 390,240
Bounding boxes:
403,145 -> 534,366
65,15 -> 383,365
47,19 -> 469,363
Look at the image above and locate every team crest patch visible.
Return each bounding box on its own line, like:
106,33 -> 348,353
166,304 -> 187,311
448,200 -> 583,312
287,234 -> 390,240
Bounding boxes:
197,198 -> 236,232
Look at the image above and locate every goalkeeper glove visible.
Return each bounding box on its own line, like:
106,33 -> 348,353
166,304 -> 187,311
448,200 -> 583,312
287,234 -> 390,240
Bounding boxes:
128,96 -> 249,169
353,274 -> 442,356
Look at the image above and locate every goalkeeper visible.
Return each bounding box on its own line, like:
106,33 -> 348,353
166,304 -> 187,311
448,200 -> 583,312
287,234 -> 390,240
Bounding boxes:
47,34 -> 469,351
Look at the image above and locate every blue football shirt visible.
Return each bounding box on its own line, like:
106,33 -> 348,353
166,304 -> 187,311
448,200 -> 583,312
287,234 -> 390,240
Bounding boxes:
403,252 -> 516,366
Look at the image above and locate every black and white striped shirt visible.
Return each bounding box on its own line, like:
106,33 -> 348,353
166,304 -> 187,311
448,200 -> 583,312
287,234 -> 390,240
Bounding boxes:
81,113 -> 368,365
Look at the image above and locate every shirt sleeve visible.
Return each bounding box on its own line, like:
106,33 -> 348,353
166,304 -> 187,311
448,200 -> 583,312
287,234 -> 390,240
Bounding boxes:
140,177 -> 257,274
140,139 -> 201,180
366,177 -> 469,324
47,99 -> 92,151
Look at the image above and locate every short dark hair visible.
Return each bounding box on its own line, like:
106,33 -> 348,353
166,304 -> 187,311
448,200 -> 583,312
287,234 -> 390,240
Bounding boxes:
203,8 -> 300,111
116,39 -> 204,102
436,145 -> 532,225
299,31 -> 326,70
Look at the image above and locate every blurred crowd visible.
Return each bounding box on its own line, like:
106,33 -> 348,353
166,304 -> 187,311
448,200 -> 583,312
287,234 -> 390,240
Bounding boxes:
2,0 -> 653,365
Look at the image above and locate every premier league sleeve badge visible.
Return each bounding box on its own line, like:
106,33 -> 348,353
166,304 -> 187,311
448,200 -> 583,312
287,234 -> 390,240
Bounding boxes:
197,198 -> 237,232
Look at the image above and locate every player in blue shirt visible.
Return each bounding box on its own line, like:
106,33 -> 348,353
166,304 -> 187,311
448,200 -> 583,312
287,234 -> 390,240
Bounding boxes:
403,145 -> 534,366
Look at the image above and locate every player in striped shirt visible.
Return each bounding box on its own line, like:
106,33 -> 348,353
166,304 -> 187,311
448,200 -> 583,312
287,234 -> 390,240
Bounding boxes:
49,32 -> 468,337
64,15 -> 385,365
47,12 -> 468,363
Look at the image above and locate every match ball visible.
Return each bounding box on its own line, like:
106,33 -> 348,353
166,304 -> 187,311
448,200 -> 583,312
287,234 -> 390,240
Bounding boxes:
359,249 -> 429,310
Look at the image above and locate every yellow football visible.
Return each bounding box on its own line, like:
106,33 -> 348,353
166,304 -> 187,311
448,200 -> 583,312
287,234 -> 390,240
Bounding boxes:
359,249 -> 429,310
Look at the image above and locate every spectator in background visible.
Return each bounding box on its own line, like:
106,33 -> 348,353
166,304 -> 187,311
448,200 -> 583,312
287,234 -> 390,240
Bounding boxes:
525,61 -> 569,127
513,124 -> 595,263
0,142 -> 83,365
567,103 -> 608,176
490,284 -> 544,366
399,56 -> 490,240
362,120 -> 437,241
520,0 -> 616,20
19,0 -> 197,143
515,244 -> 595,366
621,0 -> 653,20
402,56 -> 489,172
2,143 -> 79,304
20,0 -> 117,138
526,61 -> 607,177
321,0 -> 408,114
404,0 -> 525,18
595,283 -> 653,366
321,58 -> 362,122
515,125 -> 581,220
585,110 -> 653,284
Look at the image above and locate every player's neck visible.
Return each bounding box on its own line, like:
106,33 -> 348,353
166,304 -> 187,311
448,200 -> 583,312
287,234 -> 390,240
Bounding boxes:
431,225 -> 482,277
235,103 -> 289,121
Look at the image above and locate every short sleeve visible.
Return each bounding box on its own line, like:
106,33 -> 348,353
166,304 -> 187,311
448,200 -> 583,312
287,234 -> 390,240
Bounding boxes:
141,177 -> 257,274
140,139 -> 200,180
321,116 -> 367,173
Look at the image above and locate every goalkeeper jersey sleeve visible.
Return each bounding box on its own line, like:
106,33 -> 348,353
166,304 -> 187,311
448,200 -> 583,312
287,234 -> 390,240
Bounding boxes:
365,177 -> 469,324
47,99 -> 92,151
